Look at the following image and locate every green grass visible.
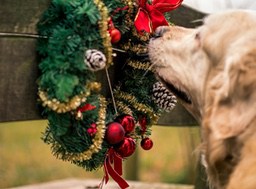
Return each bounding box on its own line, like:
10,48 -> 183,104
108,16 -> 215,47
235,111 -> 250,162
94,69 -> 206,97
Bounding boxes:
0,120 -> 200,188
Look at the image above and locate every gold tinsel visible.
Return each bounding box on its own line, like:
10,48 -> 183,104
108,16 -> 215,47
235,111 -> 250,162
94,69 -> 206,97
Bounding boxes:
51,96 -> 107,162
116,100 -> 133,115
38,89 -> 90,113
121,42 -> 148,55
38,82 -> 102,114
127,60 -> 152,70
122,0 -> 134,28
87,81 -> 102,92
114,90 -> 160,124
93,0 -> 113,67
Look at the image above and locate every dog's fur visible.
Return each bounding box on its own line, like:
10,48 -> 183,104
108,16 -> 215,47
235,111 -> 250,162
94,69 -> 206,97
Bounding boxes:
148,10 -> 256,189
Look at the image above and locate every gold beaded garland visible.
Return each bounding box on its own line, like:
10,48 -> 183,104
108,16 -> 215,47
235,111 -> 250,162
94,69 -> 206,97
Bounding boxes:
38,81 -> 103,113
87,81 -> 102,92
38,89 -> 90,113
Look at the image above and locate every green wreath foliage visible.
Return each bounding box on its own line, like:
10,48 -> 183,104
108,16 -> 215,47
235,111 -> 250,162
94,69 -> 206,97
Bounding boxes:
37,0 -> 164,171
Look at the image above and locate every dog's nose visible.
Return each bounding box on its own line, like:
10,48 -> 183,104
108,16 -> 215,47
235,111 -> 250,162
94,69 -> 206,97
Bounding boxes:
154,26 -> 170,38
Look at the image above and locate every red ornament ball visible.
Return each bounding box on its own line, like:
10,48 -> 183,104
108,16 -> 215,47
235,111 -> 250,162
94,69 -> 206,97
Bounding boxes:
105,122 -> 125,145
140,138 -> 153,150
115,137 -> 136,157
109,28 -> 121,43
115,114 -> 136,133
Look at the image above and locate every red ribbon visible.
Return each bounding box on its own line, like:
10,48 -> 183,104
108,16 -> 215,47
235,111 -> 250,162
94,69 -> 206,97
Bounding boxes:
77,103 -> 96,112
101,148 -> 129,189
134,0 -> 183,33
139,115 -> 147,135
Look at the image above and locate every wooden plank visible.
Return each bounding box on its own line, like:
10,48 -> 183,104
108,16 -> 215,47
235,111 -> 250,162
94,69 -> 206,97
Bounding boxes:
0,2 -> 206,124
0,0 -> 50,33
0,0 -> 51,122
0,38 -> 41,121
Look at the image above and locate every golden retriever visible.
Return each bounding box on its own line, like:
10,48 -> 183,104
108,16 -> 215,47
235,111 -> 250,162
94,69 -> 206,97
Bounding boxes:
148,10 -> 256,189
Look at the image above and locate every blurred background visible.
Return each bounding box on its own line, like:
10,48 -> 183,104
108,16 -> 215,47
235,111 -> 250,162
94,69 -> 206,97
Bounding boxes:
183,0 -> 256,13
0,121 -> 200,188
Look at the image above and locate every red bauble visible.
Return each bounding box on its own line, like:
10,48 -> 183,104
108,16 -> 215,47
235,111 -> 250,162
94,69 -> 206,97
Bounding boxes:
140,138 -> 153,150
115,137 -> 136,157
105,122 -> 125,145
115,114 -> 135,133
109,28 -> 121,43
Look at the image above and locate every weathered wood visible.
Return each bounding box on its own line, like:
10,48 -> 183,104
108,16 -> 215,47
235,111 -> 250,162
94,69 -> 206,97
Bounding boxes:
0,2 -> 206,123
0,38 -> 40,121
0,0 -> 50,122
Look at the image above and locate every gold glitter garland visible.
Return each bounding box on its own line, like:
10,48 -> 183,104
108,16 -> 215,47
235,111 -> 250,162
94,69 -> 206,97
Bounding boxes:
93,0 -> 113,67
116,100 -> 133,115
114,90 -> 160,124
121,42 -> 148,54
51,96 -> 107,162
38,82 -> 102,113
122,0 -> 134,28
128,60 -> 152,70
38,89 -> 90,113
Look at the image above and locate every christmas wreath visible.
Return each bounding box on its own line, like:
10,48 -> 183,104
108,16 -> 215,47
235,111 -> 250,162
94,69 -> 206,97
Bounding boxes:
37,0 -> 182,188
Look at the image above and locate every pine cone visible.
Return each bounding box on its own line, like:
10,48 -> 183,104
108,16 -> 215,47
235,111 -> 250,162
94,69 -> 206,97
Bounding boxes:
152,82 -> 177,112
85,49 -> 106,71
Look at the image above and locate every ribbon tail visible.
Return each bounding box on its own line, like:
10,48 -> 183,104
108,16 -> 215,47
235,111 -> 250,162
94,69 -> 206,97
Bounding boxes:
104,159 -> 110,184
102,149 -> 129,189
114,152 -> 123,175
99,157 -> 109,188
106,158 -> 129,189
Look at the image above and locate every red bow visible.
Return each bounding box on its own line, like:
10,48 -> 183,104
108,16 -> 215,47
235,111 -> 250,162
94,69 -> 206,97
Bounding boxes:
100,148 -> 129,189
134,0 -> 183,33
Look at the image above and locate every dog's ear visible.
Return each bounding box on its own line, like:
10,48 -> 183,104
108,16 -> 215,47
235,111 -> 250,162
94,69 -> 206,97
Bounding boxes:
206,47 -> 256,139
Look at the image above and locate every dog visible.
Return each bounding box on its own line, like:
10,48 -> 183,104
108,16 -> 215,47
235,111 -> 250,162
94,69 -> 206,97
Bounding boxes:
148,10 -> 256,189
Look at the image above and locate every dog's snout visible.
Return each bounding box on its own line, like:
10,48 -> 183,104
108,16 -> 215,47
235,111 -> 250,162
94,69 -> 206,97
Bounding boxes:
154,26 -> 170,38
